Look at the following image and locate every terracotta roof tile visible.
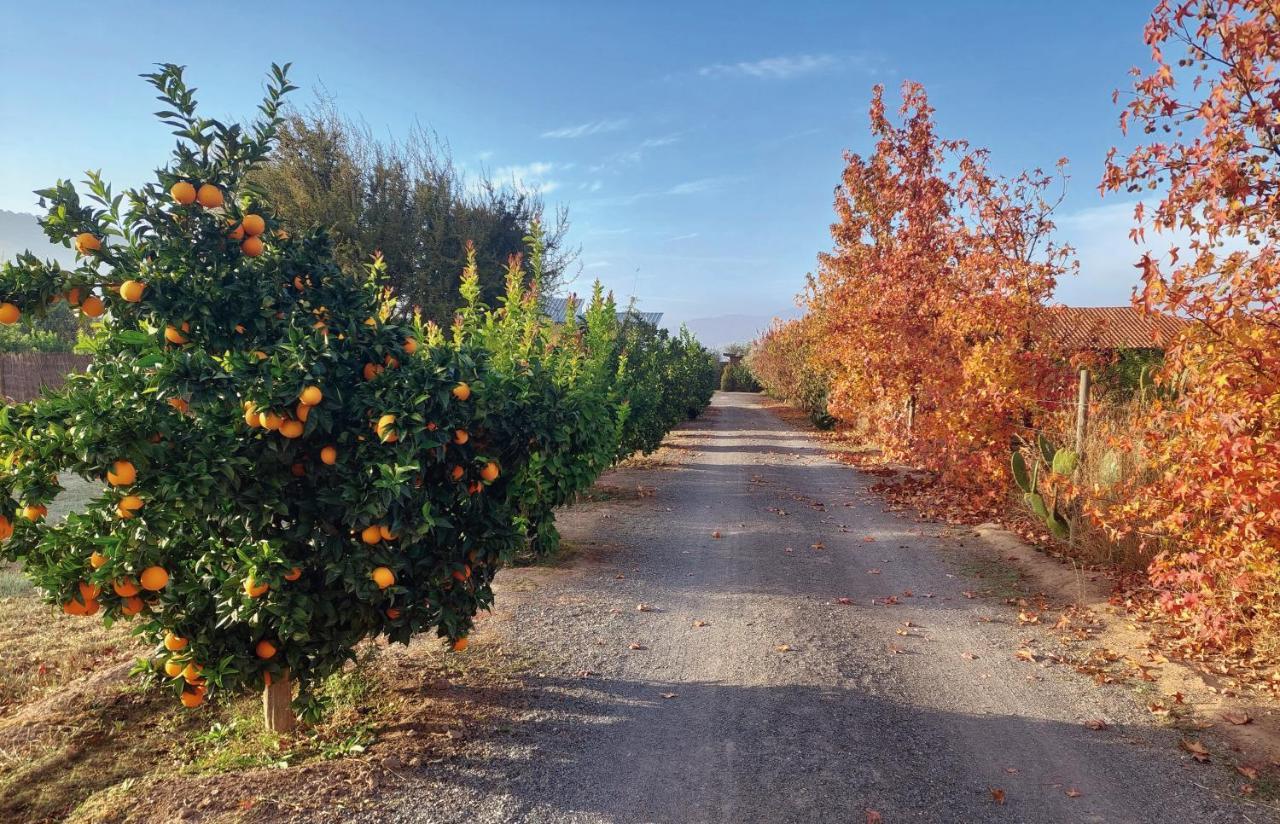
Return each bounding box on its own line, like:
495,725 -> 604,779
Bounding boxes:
1048,306 -> 1189,350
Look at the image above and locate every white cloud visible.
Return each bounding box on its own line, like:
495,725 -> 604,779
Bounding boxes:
492,161 -> 563,195
541,119 -> 629,139
589,135 -> 683,174
586,177 -> 735,206
665,178 -> 722,195
668,232 -> 699,241
699,54 -> 843,80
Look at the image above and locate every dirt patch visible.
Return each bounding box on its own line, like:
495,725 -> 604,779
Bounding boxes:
969,522 -> 1280,782
0,573 -> 540,824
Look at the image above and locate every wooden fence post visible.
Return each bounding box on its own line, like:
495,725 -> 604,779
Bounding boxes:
1075,367 -> 1090,455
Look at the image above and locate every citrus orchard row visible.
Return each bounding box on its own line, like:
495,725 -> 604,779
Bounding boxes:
0,63 -> 716,723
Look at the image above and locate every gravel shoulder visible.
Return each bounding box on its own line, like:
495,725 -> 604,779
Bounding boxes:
372,391 -> 1263,823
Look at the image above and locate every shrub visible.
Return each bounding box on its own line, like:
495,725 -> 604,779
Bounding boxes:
719,362 -> 759,392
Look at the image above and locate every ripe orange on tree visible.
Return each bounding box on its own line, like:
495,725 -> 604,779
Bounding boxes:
107,459 -> 136,486
371,567 -> 395,589
120,280 -> 146,302
140,566 -> 169,591
113,578 -> 141,597
80,295 -> 105,317
241,214 -> 265,236
241,235 -> 264,257
0,303 -> 19,325
117,494 -> 144,518
74,233 -> 101,255
195,183 -> 223,208
170,181 -> 197,205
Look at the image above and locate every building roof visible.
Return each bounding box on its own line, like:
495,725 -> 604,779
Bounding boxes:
1048,306 -> 1189,351
541,296 -> 662,328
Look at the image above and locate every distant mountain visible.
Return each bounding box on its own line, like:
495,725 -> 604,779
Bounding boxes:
681,311 -> 801,351
0,210 -> 74,266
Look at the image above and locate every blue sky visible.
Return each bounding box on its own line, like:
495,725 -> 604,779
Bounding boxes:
1,1 -> 1158,340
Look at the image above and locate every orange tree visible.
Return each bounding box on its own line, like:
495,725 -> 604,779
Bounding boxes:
1100,0 -> 1280,650
0,64 -> 560,728
453,240 -> 625,554
453,238 -> 717,552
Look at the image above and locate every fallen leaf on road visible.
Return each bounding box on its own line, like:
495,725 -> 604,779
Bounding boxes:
1236,764 -> 1259,781
963,590 -> 977,599
712,531 -> 721,539
637,603 -> 655,612
1148,702 -> 1170,716
902,620 -> 918,627
628,643 -> 648,651
865,811 -> 882,824
867,568 -> 881,575
1084,719 -> 1109,731
990,787 -> 1006,805
961,652 -> 978,660
1017,611 -> 1039,625
1065,788 -> 1082,798
811,542 -> 825,550
887,644 -> 907,654
1015,647 -> 1038,662
1004,767 -> 1019,774
614,574 -> 625,580
1222,710 -> 1252,725
660,692 -> 678,700
862,535 -> 877,542
836,597 -> 854,605
577,669 -> 596,678
775,644 -> 793,653
1179,738 -> 1211,763
692,620 -> 709,627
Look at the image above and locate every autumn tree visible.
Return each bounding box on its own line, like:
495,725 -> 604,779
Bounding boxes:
1101,0 -> 1280,649
801,82 -> 1073,503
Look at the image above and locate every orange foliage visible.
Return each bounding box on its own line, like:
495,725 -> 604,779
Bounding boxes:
1100,0 -> 1280,651
780,82 -> 1074,505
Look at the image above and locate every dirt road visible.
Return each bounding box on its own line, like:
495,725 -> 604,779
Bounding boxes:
382,392 -> 1257,823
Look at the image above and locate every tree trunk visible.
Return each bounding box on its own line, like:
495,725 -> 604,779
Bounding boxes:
263,669 -> 296,732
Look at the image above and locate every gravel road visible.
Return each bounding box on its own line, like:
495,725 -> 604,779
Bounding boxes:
382,392 -> 1256,824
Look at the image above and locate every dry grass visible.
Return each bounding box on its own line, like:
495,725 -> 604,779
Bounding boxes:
1029,398 -> 1159,572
